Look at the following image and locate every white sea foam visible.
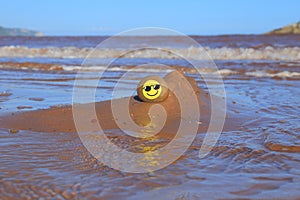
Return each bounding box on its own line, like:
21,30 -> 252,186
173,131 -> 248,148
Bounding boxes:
0,46 -> 300,61
61,65 -> 173,73
245,70 -> 300,78
0,61 -> 299,79
61,66 -> 300,78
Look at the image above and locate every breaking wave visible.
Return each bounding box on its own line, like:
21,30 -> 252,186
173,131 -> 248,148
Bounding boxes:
1,61 -> 299,79
0,46 -> 300,61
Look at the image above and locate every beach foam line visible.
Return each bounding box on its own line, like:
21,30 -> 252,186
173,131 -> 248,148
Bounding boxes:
0,46 -> 300,61
0,61 -> 299,79
245,70 -> 300,78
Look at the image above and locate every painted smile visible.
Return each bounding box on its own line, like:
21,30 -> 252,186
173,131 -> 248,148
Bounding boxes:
147,91 -> 159,96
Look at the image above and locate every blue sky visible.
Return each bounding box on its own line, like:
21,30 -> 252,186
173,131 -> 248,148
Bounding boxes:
1,0 -> 299,35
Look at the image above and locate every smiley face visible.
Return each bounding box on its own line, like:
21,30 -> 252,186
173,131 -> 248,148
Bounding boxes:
142,80 -> 161,100
137,76 -> 169,103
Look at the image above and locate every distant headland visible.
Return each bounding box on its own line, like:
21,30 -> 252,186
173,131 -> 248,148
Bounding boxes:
267,21 -> 300,34
0,26 -> 44,36
1,22 -> 300,36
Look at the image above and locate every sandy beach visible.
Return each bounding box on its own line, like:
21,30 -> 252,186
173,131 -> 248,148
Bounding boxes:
0,35 -> 300,199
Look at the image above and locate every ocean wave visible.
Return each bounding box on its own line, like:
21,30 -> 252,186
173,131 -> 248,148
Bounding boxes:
0,46 -> 300,61
245,70 -> 300,78
1,61 -> 299,79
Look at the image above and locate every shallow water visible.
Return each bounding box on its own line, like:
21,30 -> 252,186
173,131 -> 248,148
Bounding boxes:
0,35 -> 300,199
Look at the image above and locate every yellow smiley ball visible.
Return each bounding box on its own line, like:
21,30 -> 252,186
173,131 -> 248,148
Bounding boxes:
137,76 -> 169,103
142,80 -> 161,100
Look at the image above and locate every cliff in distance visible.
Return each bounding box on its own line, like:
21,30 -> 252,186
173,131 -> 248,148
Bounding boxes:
267,21 -> 300,34
0,26 -> 44,36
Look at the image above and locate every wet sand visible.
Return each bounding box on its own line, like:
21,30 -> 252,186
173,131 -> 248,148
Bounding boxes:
1,80 -> 299,199
0,72 -> 202,132
0,72 -> 252,199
